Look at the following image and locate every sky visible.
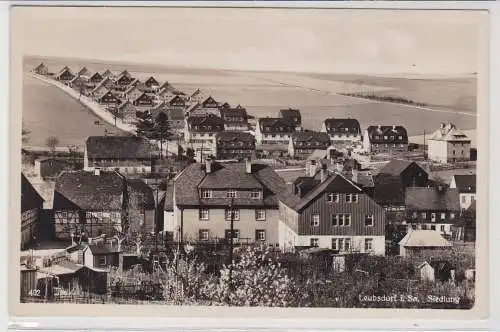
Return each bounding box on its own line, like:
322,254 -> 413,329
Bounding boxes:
13,6 -> 487,75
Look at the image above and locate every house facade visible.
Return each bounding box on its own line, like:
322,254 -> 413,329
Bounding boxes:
450,174 -> 476,210
288,131 -> 331,159
21,174 -> 44,249
428,123 -> 472,163
84,136 -> 157,174
220,105 -> 249,131
278,169 -> 386,255
132,92 -> 155,111
55,66 -> 76,83
125,85 -> 144,102
216,132 -> 256,160
255,117 -> 295,146
363,125 -> 409,153
98,91 -> 122,108
378,159 -> 429,188
184,115 -> 224,161
405,187 -> 460,238
321,118 -> 362,143
279,108 -> 302,131
83,241 -> 121,269
172,159 -> 287,245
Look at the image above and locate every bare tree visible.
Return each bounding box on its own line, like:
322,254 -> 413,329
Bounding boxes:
46,136 -> 60,155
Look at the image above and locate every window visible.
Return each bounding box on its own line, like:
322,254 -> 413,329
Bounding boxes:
346,194 -> 358,203
201,189 -> 212,199
365,214 -> 374,226
225,209 -> 240,221
344,238 -> 351,251
327,193 -> 339,203
421,212 -> 427,219
431,213 -> 436,222
255,209 -> 266,221
461,196 -> 466,203
310,238 -> 319,247
441,213 -> 446,220
98,256 -> 107,266
199,209 -> 209,220
364,238 -> 373,251
412,224 -> 417,230
199,229 -> 209,241
453,150 -> 456,155
338,239 -> 344,251
251,191 -> 262,199
431,225 -> 436,230
412,212 -> 418,219
345,214 -> 351,226
226,190 -> 237,198
311,214 -> 320,227
450,213 -> 455,219
333,214 -> 351,226
255,229 -> 266,241
331,238 -> 338,250
384,136 -> 388,140
440,225 -> 445,232
398,135 -> 403,140
225,229 -> 240,240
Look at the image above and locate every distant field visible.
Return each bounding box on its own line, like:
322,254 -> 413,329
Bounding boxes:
22,56 -> 478,147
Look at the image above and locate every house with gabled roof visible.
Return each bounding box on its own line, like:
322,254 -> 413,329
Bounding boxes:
363,125 -> 409,153
89,72 -> 104,85
173,158 -> 287,244
216,131 -> 256,160
84,136 -> 158,174
77,66 -> 92,78
33,62 -> 49,75
378,159 -> 428,188
144,76 -> 160,91
68,75 -> 88,90
115,100 -> 137,124
255,117 -> 295,146
279,108 -> 302,131
125,84 -> 144,102
398,229 -> 452,257
278,167 -> 386,254
428,123 -> 472,163
132,92 -> 155,110
450,174 -> 476,210
21,173 -> 44,249
113,70 -> 135,90
54,66 -> 75,83
185,115 -> 224,161
220,105 -> 249,131
101,69 -> 114,79
168,95 -> 186,108
288,131 -> 331,159
321,118 -> 362,143
91,77 -> 114,100
200,96 -> 219,109
405,186 -> 460,238
189,88 -> 206,104
97,90 -> 121,107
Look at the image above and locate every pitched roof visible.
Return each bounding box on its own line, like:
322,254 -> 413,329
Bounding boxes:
306,149 -> 328,161
117,100 -> 134,110
378,159 -> 414,176
92,77 -> 112,93
291,131 -> 331,145
54,171 -> 124,210
429,123 -> 471,142
144,76 -> 159,87
323,118 -> 361,134
85,136 -> 155,159
101,69 -> 113,78
89,72 -> 103,81
127,179 -> 155,209
55,66 -> 75,79
365,126 -> 408,144
258,117 -> 295,133
174,162 -> 287,207
399,229 -> 452,248
21,173 -> 44,212
34,62 -> 47,71
405,187 -> 460,211
220,106 -> 248,120
187,115 -> 224,132
216,131 -> 255,144
280,172 -> 363,212
88,242 -> 121,254
279,108 -> 301,120
168,108 -> 185,121
373,174 -> 405,206
452,174 -> 476,193
78,66 -> 92,76
351,170 -> 375,188
125,81 -> 141,94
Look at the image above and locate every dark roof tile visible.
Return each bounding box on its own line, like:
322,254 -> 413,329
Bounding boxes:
85,136 -> 155,159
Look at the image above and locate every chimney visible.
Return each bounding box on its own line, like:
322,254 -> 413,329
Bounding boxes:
205,157 -> 212,173
392,125 -> 396,130
245,157 -> 252,174
320,163 -> 327,183
309,160 -> 317,177
94,168 -> 100,176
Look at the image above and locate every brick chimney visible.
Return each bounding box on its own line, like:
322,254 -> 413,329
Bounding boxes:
245,157 -> 252,174
205,157 -> 212,173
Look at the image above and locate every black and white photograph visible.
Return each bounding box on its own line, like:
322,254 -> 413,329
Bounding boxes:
10,4 -> 488,315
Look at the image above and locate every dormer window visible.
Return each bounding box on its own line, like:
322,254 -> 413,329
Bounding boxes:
226,190 -> 237,198
345,193 -> 359,203
201,189 -> 212,199
251,191 -> 262,199
398,135 -> 403,140
384,136 -> 388,140
327,193 -> 339,203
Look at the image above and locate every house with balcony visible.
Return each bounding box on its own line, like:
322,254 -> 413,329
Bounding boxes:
220,105 -> 249,131
84,136 -> 158,174
363,125 -> 409,153
279,108 -> 302,131
172,158 -> 287,245
278,166 -> 386,254
215,132 -> 256,160
450,174 -> 476,210
321,118 -> 362,144
428,123 -> 472,163
288,131 -> 331,159
405,186 -> 460,238
21,173 -> 44,249
255,117 -> 295,147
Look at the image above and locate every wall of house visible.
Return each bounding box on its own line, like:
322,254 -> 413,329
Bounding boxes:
401,164 -> 429,187
369,143 -> 409,154
407,223 -> 453,237
21,208 -> 40,248
93,253 -> 120,268
54,210 -> 122,239
279,202 -> 299,234
428,140 -> 470,163
164,210 -> 175,233
459,193 -> 476,210
278,219 -> 299,252
85,159 -> 152,174
293,235 -> 385,255
83,249 -> 95,268
298,192 -> 386,237
406,210 -> 458,225
177,207 -> 280,244
217,148 -> 253,160
260,133 -> 291,145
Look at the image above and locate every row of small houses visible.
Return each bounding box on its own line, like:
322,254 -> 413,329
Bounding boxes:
34,63 -> 473,163
22,136 -> 477,256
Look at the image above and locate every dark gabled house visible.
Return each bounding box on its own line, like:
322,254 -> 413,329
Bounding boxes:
89,72 -> 104,84
450,174 -> 476,210
200,96 -> 219,109
97,91 -> 122,107
33,62 -> 49,75
168,95 -> 186,108
132,92 -> 155,109
91,77 -> 114,100
54,66 -> 75,83
185,115 -> 225,155
279,108 -> 302,130
21,174 -> 44,249
115,100 -> 137,124
127,179 -> 156,234
278,168 -> 386,254
215,131 -> 256,160
114,70 -> 135,90
124,82 -> 144,102
378,159 -> 429,188
173,159 -> 287,244
405,186 -> 460,238
256,117 -> 295,146
363,125 -> 409,153
101,69 -> 114,80
372,174 -> 406,213
220,105 -> 249,131
288,131 -> 331,159
144,76 -> 160,90
321,118 -> 362,143
84,136 -> 158,174
77,66 -> 92,77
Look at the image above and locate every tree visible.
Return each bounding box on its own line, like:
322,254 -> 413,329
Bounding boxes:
186,147 -> 195,160
22,123 -> 30,144
46,136 -> 59,155
135,111 -> 156,138
154,112 -> 173,160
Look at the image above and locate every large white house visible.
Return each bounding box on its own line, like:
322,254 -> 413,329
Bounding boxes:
427,123 -> 471,163
450,174 -> 476,210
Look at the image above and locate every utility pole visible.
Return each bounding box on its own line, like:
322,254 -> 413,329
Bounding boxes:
228,196 -> 235,287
